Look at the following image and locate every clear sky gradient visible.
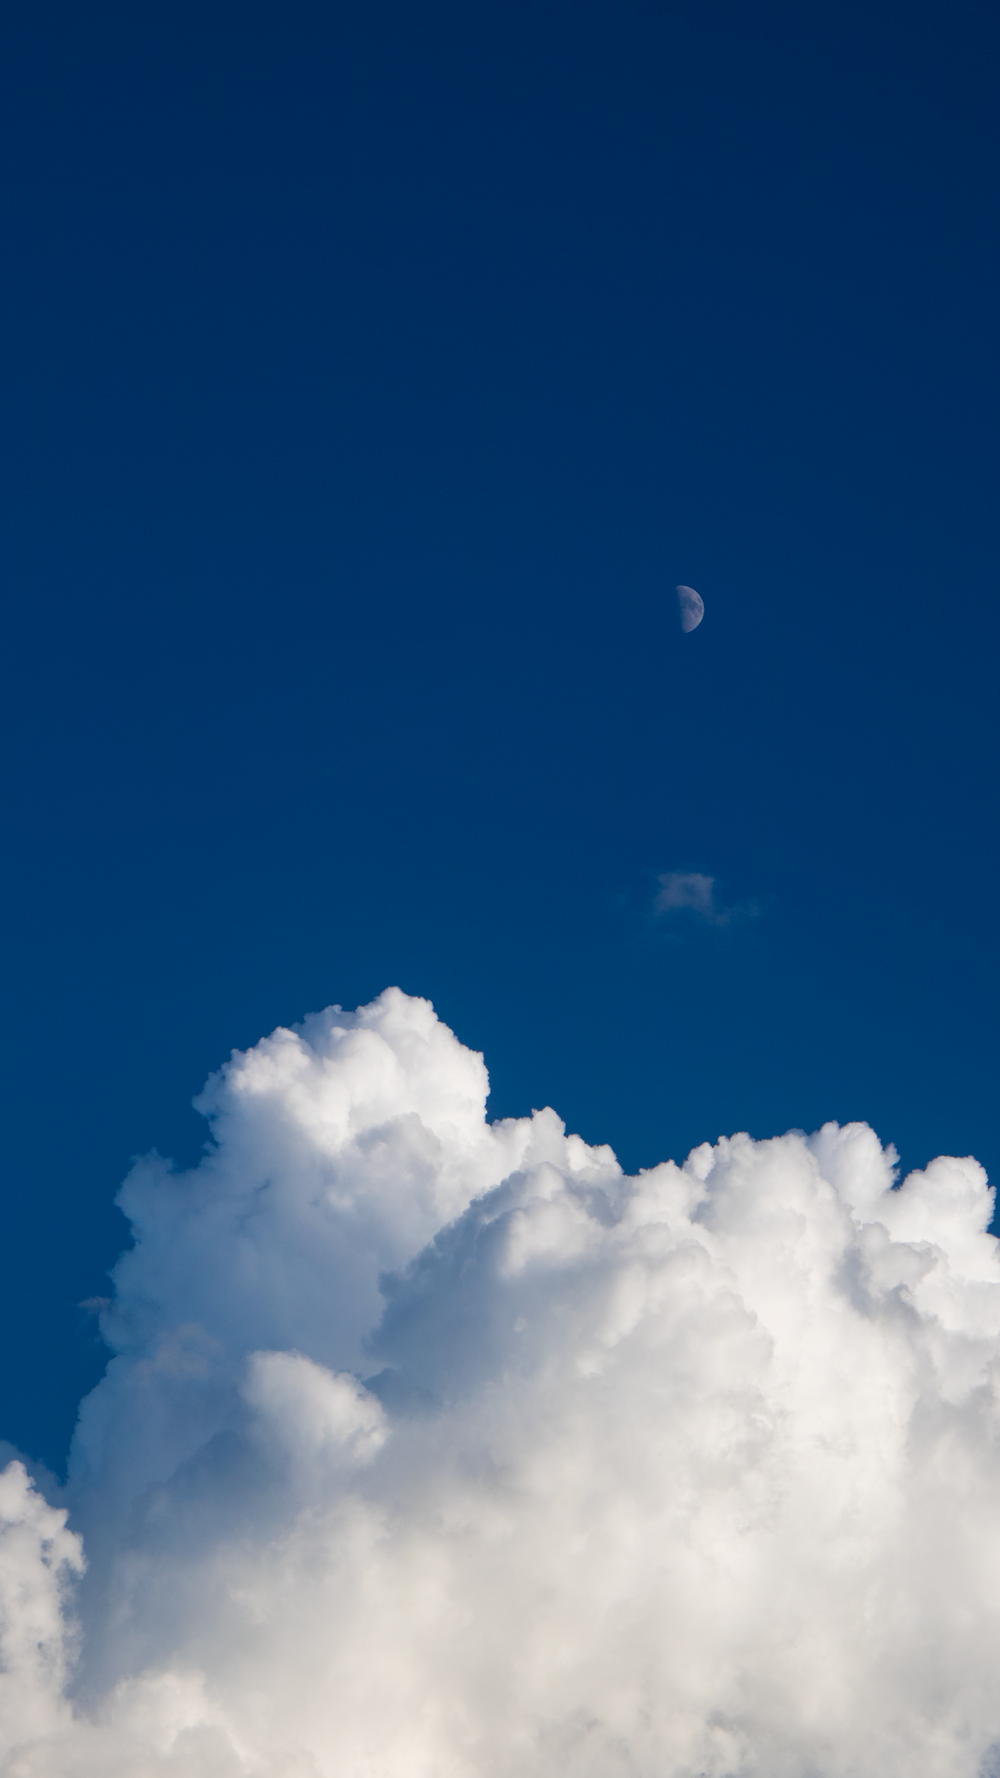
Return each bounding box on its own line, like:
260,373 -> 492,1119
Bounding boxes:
1,0 -> 997,1471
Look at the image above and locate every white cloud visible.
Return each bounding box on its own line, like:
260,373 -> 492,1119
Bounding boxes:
654,869 -> 754,925
0,1463 -> 83,1763
2,989 -> 1000,1776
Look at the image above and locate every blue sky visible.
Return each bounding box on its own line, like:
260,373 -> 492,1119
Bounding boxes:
1,0 -> 997,1473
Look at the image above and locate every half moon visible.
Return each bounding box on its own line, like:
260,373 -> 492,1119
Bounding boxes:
677,585 -> 704,633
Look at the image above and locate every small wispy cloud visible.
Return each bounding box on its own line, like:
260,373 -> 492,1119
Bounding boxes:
653,871 -> 758,927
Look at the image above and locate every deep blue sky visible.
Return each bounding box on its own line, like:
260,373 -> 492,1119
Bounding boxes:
2,0 -> 997,1470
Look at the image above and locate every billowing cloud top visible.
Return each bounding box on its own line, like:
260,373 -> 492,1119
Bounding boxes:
2,989 -> 999,1776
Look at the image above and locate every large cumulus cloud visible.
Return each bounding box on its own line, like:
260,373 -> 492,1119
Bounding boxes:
2,988 -> 999,1776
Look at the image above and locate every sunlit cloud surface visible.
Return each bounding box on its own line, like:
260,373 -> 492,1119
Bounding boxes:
2,989 -> 999,1776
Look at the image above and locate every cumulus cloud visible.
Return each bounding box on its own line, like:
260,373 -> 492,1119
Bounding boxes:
2,988 -> 999,1775
654,869 -> 755,925
0,1463 -> 83,1763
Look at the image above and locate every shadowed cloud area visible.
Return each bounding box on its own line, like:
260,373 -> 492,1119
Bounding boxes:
2,990 -> 1000,1776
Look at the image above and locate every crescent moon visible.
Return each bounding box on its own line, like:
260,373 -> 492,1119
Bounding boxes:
676,585 -> 704,633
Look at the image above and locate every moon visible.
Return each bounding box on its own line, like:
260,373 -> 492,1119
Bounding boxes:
676,584 -> 704,633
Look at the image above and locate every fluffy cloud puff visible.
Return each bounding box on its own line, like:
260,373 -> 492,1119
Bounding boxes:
2,988 -> 1000,1776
